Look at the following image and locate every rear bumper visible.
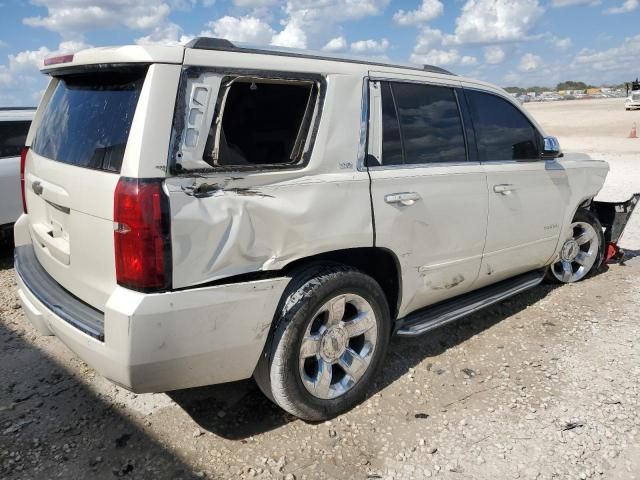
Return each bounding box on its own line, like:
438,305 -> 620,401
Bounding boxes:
15,239 -> 289,393
626,101 -> 640,108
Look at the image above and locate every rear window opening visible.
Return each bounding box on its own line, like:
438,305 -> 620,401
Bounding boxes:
172,72 -> 321,172
32,67 -> 147,173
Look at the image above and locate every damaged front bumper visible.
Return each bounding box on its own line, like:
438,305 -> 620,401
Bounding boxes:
593,193 -> 639,262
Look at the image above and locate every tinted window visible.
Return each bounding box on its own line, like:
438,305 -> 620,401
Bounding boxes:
0,121 -> 30,158
379,81 -> 404,165
465,90 -> 541,161
32,68 -> 147,173
390,82 -> 466,164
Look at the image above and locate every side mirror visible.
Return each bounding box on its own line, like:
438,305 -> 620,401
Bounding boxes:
542,136 -> 562,160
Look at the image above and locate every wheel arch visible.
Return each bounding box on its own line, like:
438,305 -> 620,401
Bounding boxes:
281,247 -> 402,321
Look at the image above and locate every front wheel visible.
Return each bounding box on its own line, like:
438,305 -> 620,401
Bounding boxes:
254,265 -> 390,421
549,209 -> 604,283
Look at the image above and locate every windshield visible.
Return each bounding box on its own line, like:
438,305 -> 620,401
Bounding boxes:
32,67 -> 147,173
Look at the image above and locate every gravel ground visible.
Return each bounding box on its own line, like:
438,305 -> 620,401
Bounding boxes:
2,98 -> 640,480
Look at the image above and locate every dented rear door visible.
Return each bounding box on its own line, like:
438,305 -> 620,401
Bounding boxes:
166,57 -> 374,288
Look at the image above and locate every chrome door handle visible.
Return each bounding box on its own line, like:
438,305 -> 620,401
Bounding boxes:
384,192 -> 421,206
493,184 -> 516,195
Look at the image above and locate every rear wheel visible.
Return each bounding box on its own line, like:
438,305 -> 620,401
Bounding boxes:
549,209 -> 604,283
254,265 -> 390,421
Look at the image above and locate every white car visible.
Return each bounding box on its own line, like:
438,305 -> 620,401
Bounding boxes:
0,108 -> 34,242
15,39 -> 637,420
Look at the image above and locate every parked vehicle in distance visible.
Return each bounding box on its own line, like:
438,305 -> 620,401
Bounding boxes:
626,78 -> 640,110
0,108 -> 35,243
15,39 -> 638,421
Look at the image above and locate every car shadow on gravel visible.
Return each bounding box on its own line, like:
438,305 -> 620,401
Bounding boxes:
170,283 -> 559,440
0,321 -> 198,479
0,243 -> 14,271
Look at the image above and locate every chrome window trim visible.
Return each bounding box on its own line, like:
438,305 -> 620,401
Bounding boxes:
368,74 -> 460,89
367,161 -> 481,171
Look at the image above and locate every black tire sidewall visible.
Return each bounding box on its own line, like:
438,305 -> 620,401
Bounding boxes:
264,267 -> 390,420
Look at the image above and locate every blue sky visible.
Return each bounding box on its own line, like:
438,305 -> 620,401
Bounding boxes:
1,0 -> 639,106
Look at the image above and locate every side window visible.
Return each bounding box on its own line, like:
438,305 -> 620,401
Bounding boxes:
203,78 -> 319,167
389,82 -> 466,164
465,90 -> 541,161
0,121 -> 31,158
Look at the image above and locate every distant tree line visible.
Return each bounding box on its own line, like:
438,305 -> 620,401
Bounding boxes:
504,80 -> 627,93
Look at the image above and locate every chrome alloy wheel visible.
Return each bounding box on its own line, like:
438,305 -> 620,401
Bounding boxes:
298,294 -> 378,400
551,221 -> 600,283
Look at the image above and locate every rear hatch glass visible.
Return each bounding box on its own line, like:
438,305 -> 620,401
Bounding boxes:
32,67 -> 147,172
25,66 -> 148,310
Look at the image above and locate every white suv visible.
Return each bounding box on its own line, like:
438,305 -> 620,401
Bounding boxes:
15,39 -> 636,420
0,107 -> 34,242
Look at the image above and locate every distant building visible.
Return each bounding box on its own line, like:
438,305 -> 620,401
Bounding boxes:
586,88 -> 601,95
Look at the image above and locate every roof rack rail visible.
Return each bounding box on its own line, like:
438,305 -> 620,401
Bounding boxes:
184,37 -> 455,76
422,64 -> 454,75
0,106 -> 37,111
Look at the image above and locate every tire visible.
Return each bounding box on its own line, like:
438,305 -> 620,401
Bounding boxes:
547,208 -> 605,283
254,264 -> 391,421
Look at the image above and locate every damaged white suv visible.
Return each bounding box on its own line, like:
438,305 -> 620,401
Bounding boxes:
15,38 -> 637,421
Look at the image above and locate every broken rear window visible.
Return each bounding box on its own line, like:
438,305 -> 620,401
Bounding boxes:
171,71 -> 321,172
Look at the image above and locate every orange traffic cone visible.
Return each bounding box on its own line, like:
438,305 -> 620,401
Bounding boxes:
629,122 -> 638,139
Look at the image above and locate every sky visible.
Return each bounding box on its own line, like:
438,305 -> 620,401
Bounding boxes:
0,0 -> 639,106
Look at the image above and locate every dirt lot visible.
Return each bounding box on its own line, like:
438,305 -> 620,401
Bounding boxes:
1,98 -> 639,480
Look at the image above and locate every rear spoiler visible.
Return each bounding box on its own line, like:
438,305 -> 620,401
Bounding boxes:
592,193 -> 639,262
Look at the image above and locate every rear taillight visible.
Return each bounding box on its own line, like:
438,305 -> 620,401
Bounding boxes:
114,177 -> 171,292
20,147 -> 28,214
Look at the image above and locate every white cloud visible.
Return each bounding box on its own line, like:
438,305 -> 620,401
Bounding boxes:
393,0 -> 443,26
272,0 -> 389,50
23,1 -> 173,40
573,33 -> 640,72
484,45 -> 505,64
460,55 -> 478,66
444,0 -> 544,46
233,0 -> 278,6
413,27 -> 443,53
7,40 -> 91,74
0,66 -> 12,88
136,22 -> 193,45
518,52 -> 541,72
271,19 -> 306,48
410,48 -> 477,67
350,38 -> 389,53
604,0 -> 638,14
8,46 -> 52,72
410,27 -> 476,68
322,36 -> 347,52
552,36 -> 572,49
201,15 -> 276,44
551,0 -> 600,6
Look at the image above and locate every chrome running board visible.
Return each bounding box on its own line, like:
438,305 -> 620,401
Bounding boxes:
396,269 -> 546,337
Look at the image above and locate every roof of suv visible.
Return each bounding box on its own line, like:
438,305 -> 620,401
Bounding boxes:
40,37 -> 455,77
0,107 -> 36,122
39,38 -> 507,100
185,37 -> 455,76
